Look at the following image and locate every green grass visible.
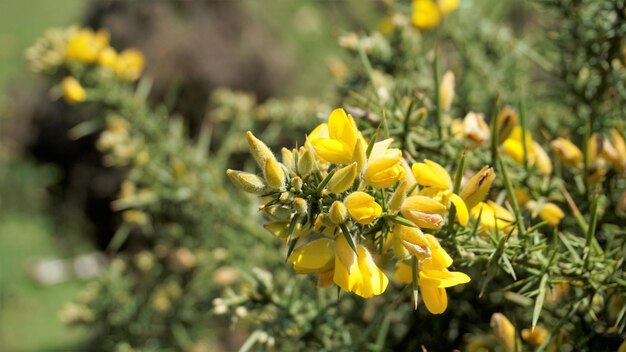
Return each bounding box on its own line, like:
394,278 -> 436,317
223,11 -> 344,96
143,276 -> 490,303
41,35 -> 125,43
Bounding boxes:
0,212 -> 88,351
0,0 -> 85,85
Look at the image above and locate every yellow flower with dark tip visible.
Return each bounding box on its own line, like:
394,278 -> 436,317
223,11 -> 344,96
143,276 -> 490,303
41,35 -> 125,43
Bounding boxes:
310,108 -> 360,164
460,165 -> 495,210
65,28 -> 109,63
411,0 -> 460,30
61,77 -> 86,104
363,139 -> 406,188
345,192 -> 382,225
411,159 -> 468,226
551,137 -> 583,168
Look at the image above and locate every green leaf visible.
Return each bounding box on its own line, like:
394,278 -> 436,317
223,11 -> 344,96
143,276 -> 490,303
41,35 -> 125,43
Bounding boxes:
339,223 -> 357,253
412,256 -> 419,310
387,215 -> 417,228
532,274 -> 548,330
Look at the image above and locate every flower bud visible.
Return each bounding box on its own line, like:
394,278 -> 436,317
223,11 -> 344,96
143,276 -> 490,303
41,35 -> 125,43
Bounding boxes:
344,191 -> 383,225
247,131 -> 275,170
279,192 -> 293,204
388,181 -> 409,213
293,197 -> 308,216
460,166 -> 495,210
315,213 -> 337,229
261,205 -> 292,221
329,200 -> 348,224
264,158 -> 285,189
610,129 -> 626,173
61,77 -> 86,104
531,141 -> 552,175
292,176 -> 303,193
521,326 -> 549,347
328,162 -> 358,194
439,70 -> 455,112
281,147 -> 295,173
490,313 -> 516,352
463,112 -> 489,144
551,137 -> 583,168
169,247 -> 196,271
297,148 -> 315,176
539,202 -> 565,226
263,222 -> 288,240
400,196 -> 446,229
226,169 -> 271,194
497,105 -> 518,142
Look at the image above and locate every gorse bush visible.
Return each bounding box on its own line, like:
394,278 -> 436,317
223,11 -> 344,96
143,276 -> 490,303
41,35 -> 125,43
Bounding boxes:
25,0 -> 626,351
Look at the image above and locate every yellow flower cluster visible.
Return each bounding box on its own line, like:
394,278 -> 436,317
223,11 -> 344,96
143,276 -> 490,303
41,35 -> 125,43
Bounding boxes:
228,108 -> 497,314
411,0 -> 460,30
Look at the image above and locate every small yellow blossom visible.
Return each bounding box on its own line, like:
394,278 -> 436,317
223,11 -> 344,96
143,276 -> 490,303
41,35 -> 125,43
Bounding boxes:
65,28 -> 109,63
345,192 -> 383,225
497,105 -> 518,142
364,139 -> 406,188
114,48 -> 145,81
411,159 -> 468,226
311,108 -> 360,164
329,201 -> 348,225
61,77 -> 86,104
412,0 -> 460,30
551,137 -> 583,168
527,201 -> 564,226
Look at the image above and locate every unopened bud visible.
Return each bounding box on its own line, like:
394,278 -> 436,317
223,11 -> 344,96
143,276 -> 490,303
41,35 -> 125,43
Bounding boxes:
329,201 -> 348,224
263,222 -> 288,240
169,247 -> 196,271
297,148 -> 315,176
279,192 -> 293,204
281,148 -> 295,172
439,70 -> 455,113
315,213 -> 337,229
497,105 -> 518,142
388,180 -> 409,213
247,131 -> 275,170
264,158 -> 285,189
490,313 -> 517,352
292,176 -> 303,193
551,137 -> 583,168
261,205 -> 292,221
531,141 -> 552,175
293,197 -> 308,215
460,166 -> 495,210
521,326 -> 549,347
327,162 -> 357,194
227,169 -> 271,194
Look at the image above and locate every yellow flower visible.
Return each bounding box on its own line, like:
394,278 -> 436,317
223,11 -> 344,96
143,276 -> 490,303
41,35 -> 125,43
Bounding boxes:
411,160 -> 468,226
460,165 -> 495,210
491,313 -> 517,352
65,28 -> 109,63
411,0 -> 460,30
551,137 -> 583,168
531,141 -> 553,175
345,192 -> 383,225
392,225 -> 430,259
526,201 -> 565,227
502,127 -> 552,175
61,77 -> 86,104
471,201 -> 515,235
418,265 -> 470,314
363,139 -> 406,188
311,108 -> 360,164
98,46 -> 118,69
114,48 -> 145,81
290,235 -> 388,297
401,196 -> 446,229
